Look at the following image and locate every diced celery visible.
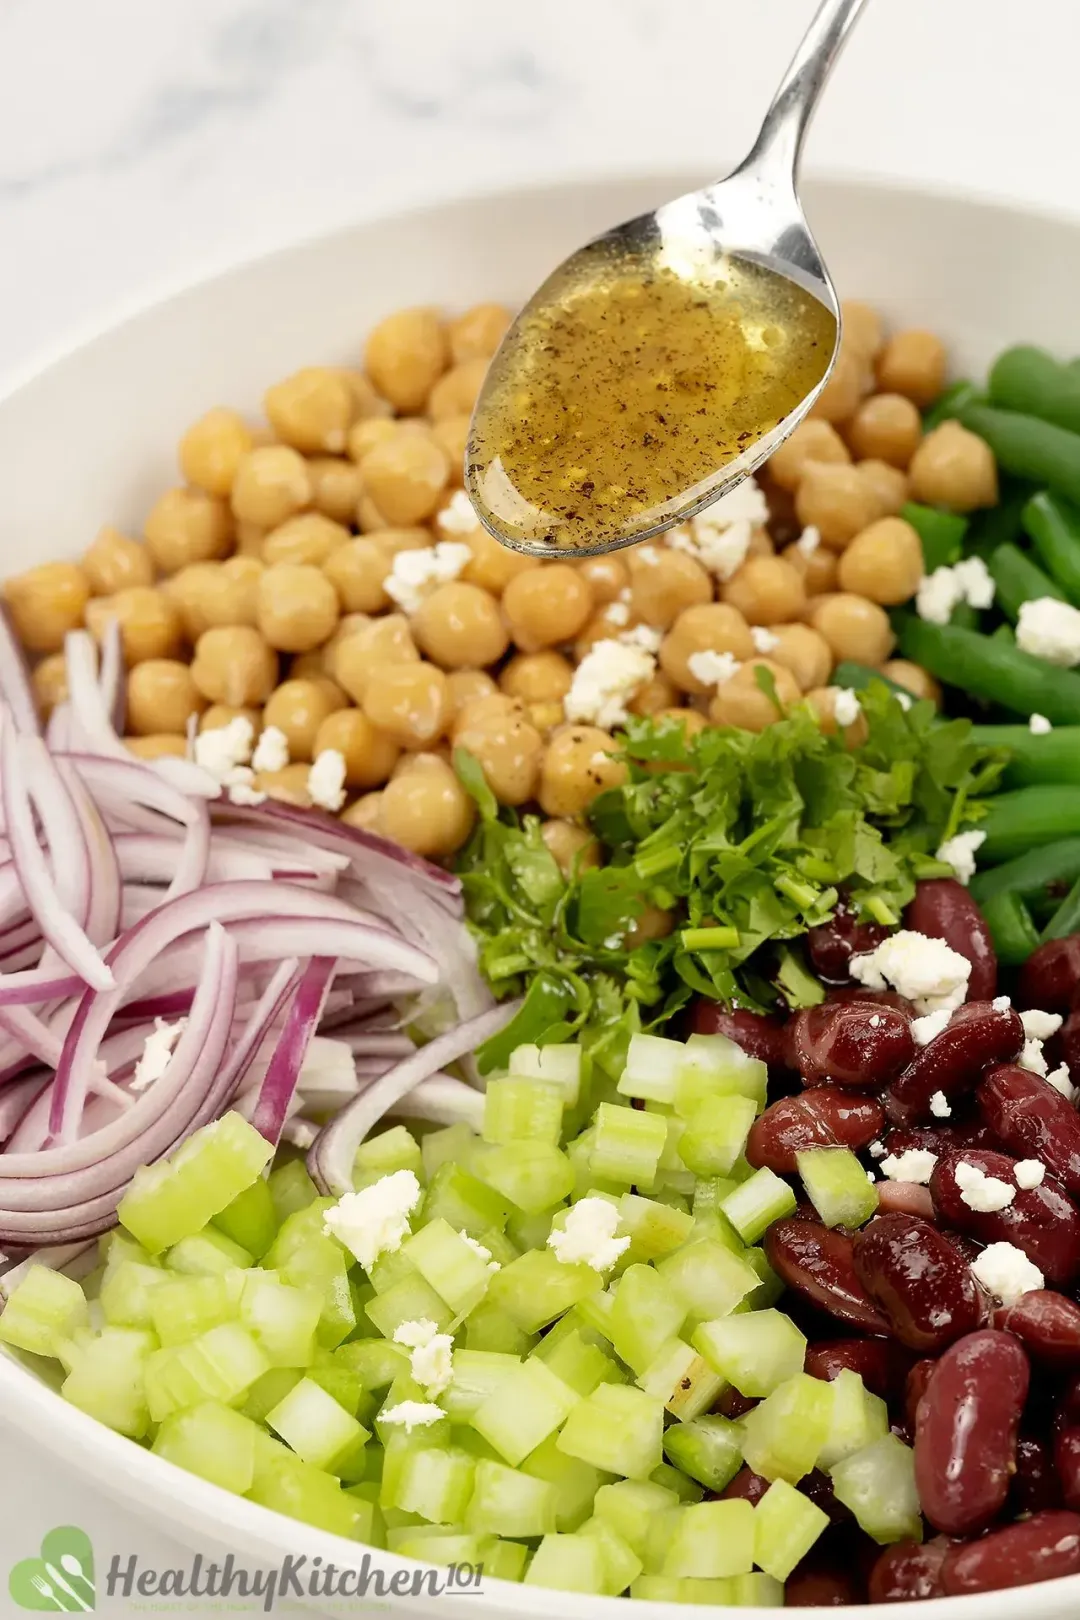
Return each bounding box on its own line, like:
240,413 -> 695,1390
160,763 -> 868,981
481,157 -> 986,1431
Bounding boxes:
118,1112 -> 273,1254
617,1193 -> 694,1264
508,1042 -> 582,1106
100,1229 -> 155,1273
522,1433 -> 612,1531
533,1328 -> 619,1397
657,1239 -> 759,1327
145,1322 -> 269,1421
480,1142 -> 575,1214
638,1338 -> 726,1421
489,1249 -> 601,1334
651,1461 -> 705,1503
692,1308 -> 806,1398
248,1453 -> 374,1540
471,1358 -> 579,1466
580,1515 -> 644,1595
379,1423 -> 451,1504
267,1158 -> 319,1224
753,1477 -> 829,1581
150,1274 -> 236,1347
212,1174 -> 277,1259
483,1077 -> 564,1146
692,1177 -> 739,1220
677,1096 -> 758,1178
817,1368 -> 890,1470
355,1124 -> 423,1182
388,1527 -> 491,1566
61,1326 -> 155,1437
165,1229 -> 253,1277
333,1338 -> 409,1392
662,1499 -> 755,1578
829,1434 -> 922,1544
238,1270 -> 321,1368
366,1246 -> 417,1295
241,1367 -> 302,1423
483,1539 -> 529,1583
740,1373 -> 832,1483
403,1216 -> 495,1314
466,1457 -> 559,1538
594,1479 -> 679,1556
574,1285 -> 617,1341
420,1162 -> 510,1238
590,1103 -> 667,1189
745,1246 -> 785,1310
629,1575 -> 687,1601
307,1345 -> 364,1417
719,1167 -> 797,1244
505,1204 -> 559,1253
525,1533 -> 607,1594
557,1383 -> 663,1480
99,1259 -> 171,1330
797,1147 -> 879,1229
463,1300 -> 536,1355
152,1400 -> 260,1494
677,1034 -> 768,1110
641,1506 -> 686,1573
265,1197 -> 335,1266
421,1122 -> 478,1181
616,1034 -> 686,1105
442,1349 -> 519,1420
0,1264 -> 89,1357
364,1274 -> 452,1340
607,1264 -> 685,1375
662,1415 -> 744,1492
389,1444 -> 475,1524
734,1573 -> 785,1606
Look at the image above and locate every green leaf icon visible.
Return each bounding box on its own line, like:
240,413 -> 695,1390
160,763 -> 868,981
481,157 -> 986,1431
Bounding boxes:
9,1527 -> 95,1612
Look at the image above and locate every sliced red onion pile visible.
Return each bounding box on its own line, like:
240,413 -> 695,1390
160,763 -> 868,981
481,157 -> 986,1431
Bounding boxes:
0,615 -> 516,1267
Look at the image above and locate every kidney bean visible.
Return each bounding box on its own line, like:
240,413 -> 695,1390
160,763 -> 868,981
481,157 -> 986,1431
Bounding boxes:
1061,1010 -> 1080,1083
764,1217 -> 891,1335
885,1001 -> 1024,1124
804,1338 -> 915,1403
746,1089 -> 884,1173
688,1002 -> 790,1075
880,1118 -> 1002,1157
807,900 -> 889,984
978,1063 -> 1080,1195
1057,1427 -> 1080,1511
940,1510 -> 1080,1595
930,1147 -> 1080,1285
993,1290 -> 1080,1369
868,1538 -> 949,1603
714,1387 -> 758,1421
905,877 -> 998,1001
828,986 -> 916,1015
853,1212 -> 984,1353
1011,1433 -> 1063,1516
874,1180 -> 936,1220
1020,935 -> 1080,1012
914,1328 -> 1029,1535
904,1358 -> 936,1434
784,1561 -> 863,1607
798,1467 -> 851,1524
720,1465 -> 770,1505
790,1001 -> 914,1090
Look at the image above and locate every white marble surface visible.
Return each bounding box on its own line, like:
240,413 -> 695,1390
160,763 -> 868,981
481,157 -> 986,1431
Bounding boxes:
0,0 -> 1078,1603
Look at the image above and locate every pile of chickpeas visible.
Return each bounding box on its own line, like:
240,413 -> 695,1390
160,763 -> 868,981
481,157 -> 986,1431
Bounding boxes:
2,297 -> 999,869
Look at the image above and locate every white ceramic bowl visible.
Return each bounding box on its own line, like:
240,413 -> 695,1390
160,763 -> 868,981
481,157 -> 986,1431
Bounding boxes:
2,171 -> 1080,1618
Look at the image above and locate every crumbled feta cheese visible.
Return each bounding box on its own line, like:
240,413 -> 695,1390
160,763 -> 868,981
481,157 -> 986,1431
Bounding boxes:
913,1010 -> 952,1047
850,930 -> 971,1015
308,749 -> 347,812
868,1140 -> 885,1159
953,556 -> 996,610
379,1401 -> 445,1433
251,724 -> 289,774
970,1241 -> 1044,1305
606,600 -> 631,627
323,1170 -> 421,1270
992,995 -> 1013,1012
1017,597 -> 1080,667
750,627 -> 780,654
460,1233 -> 500,1272
1046,1064 -> 1078,1103
832,687 -> 862,729
878,1149 -> 938,1185
916,567 -> 963,626
227,781 -> 267,806
895,691 -> 913,711
131,1017 -> 188,1091
1014,1160 -> 1046,1190
866,1168 -> 876,1183
955,1159 -> 1016,1212
935,829 -> 986,887
1019,1038 -> 1049,1077
392,1321 -> 453,1396
565,639 -> 655,730
436,490 -> 482,536
385,541 -> 472,614
1021,1009 -> 1063,1042
1030,713 -> 1053,735
393,1319 -> 441,1350
619,623 -> 663,654
603,933 -> 624,950
687,649 -> 741,688
668,478 -> 769,580
796,526 -> 820,556
194,717 -> 254,780
869,1014 -> 883,1029
929,1090 -> 952,1118
548,1198 -> 630,1272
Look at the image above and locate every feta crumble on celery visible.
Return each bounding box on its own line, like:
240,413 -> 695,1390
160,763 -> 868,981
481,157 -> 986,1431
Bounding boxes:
323,1170 -> 422,1270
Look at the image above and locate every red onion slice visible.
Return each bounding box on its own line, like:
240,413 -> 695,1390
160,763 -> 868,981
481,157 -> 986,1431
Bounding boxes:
0,607 -> 41,738
251,958 -> 336,1146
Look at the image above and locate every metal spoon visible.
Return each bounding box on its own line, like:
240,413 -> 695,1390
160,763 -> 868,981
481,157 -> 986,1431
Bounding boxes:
466,0 -> 868,557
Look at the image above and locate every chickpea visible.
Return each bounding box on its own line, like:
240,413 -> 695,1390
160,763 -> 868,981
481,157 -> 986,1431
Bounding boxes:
230,446 -> 312,529
413,582 -> 509,669
392,746 -> 452,778
263,513 -> 351,568
538,725 -> 627,818
255,763 -> 313,808
431,414 -> 470,486
781,540 -> 838,597
363,662 -> 451,748
263,678 -> 346,761
347,417 -> 402,463
83,527 -> 154,595
708,657 -> 801,731
179,408 -> 255,497
191,625 -> 277,706
341,792 -> 387,833
168,556 -> 263,638
315,708 -> 400,789
808,347 -> 864,424
747,527 -> 776,560
499,650 -> 573,705
856,459 -> 909,516
340,372 -> 393,421
4,562 -> 90,653
143,487 -> 233,574
86,587 -> 182,665
451,693 -> 522,742
361,433 -> 450,527
307,457 -> 363,526
264,368 -> 355,455
628,547 -> 712,629
427,358 -> 488,422
356,493 -> 391,533
373,527 -> 436,561
795,462 -> 884,550
322,538 -> 390,614
379,754 -> 475,858
332,615 -> 418,704
235,523 -> 267,557
841,301 -> 884,362
446,669 -> 497,718
462,527 -> 539,596
365,308 -> 449,414
449,303 -> 512,363
126,734 -> 189,760
625,906 -> 675,949
767,419 -> 851,491
576,554 -> 630,607
201,704 -> 262,734
806,686 -> 869,747
31,651 -> 68,718
722,556 -> 806,626
657,708 -> 709,741
847,393 -> 922,468
809,593 -> 895,665
454,707 -> 544,806
502,566 -> 592,654
763,623 -> 833,691
659,603 -> 754,695
838,516 -> 924,606
126,659 -> 206,735
541,819 -> 601,876
876,329 -> 947,407
880,659 -> 942,706
628,670 -> 681,716
908,421 -> 998,512
528,700 -> 566,736
256,563 -> 339,653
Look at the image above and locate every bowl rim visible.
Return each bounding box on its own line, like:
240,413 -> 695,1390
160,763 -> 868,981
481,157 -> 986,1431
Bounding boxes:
3,164 -> 1080,1617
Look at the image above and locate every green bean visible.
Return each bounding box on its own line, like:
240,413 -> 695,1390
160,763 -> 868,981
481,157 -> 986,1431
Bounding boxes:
989,345 -> 1080,435
1042,875 -> 1080,942
970,837 -> 1080,906
958,403 -> 1080,507
980,889 -> 1042,966
969,726 -> 1080,786
988,542 -> 1066,621
1022,491 -> 1080,604
965,484 -> 1033,559
898,616 -> 1080,724
978,786 -> 1080,863
991,622 -> 1016,646
900,502 -> 967,573
923,380 -> 984,433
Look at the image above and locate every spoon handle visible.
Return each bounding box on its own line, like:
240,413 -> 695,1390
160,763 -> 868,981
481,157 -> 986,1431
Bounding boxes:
745,0 -> 869,178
